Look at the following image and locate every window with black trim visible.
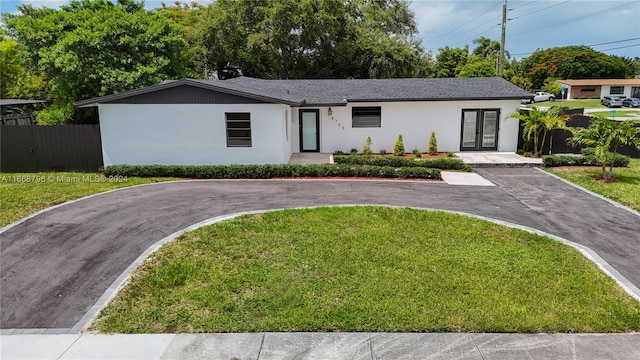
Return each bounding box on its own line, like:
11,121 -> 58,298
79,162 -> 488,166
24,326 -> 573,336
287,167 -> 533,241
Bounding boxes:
580,86 -> 596,92
352,106 -> 381,127
610,86 -> 624,95
226,113 -> 251,147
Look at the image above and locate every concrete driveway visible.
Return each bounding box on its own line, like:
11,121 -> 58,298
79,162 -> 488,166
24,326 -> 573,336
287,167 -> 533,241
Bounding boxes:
1,168 -> 639,331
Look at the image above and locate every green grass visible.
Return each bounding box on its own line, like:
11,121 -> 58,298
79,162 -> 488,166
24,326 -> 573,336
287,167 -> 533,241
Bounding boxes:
0,172 -> 176,227
532,99 -> 603,109
546,159 -> 640,212
93,207 -> 640,334
588,110 -> 640,118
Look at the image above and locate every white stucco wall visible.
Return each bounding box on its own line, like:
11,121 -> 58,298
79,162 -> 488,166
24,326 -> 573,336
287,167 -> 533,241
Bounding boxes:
99,104 -> 289,166
293,100 -> 521,153
601,85 -> 632,98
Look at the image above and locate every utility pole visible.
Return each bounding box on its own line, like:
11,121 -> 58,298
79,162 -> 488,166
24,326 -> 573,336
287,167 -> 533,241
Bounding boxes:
497,0 -> 507,76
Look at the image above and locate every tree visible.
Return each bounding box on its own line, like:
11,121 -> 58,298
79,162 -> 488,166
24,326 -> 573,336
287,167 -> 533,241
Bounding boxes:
434,45 -> 468,78
193,0 -> 426,80
457,56 -> 496,78
2,0 -> 192,123
510,75 -> 532,92
520,46 -> 629,89
508,107 -> 566,154
569,117 -> 640,180
541,78 -> 561,96
0,38 -> 26,98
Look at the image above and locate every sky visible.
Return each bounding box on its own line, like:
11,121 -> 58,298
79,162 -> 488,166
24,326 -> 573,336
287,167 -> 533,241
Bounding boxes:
1,0 -> 639,60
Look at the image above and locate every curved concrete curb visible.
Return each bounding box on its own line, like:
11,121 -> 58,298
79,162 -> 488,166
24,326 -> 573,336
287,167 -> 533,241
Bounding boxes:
74,205 -> 640,334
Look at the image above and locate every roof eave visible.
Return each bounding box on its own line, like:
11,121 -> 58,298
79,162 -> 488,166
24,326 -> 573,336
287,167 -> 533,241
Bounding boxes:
74,79 -> 300,107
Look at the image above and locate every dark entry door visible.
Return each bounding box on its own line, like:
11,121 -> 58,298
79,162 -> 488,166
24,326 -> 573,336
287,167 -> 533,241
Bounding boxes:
460,109 -> 499,151
300,109 -> 320,152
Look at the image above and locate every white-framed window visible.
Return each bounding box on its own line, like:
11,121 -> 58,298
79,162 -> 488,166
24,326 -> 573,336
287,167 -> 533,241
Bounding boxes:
352,106 -> 381,127
226,113 -> 251,147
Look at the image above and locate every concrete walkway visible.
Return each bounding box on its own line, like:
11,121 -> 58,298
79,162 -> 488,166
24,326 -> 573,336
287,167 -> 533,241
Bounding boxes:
2,332 -> 639,359
454,152 -> 543,167
288,153 -> 333,164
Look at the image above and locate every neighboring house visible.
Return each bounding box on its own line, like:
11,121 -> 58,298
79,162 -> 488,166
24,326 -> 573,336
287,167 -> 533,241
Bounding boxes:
75,77 -> 532,166
556,79 -> 640,100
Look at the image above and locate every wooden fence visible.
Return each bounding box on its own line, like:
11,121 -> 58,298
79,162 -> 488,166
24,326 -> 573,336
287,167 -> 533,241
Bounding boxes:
0,125 -> 103,172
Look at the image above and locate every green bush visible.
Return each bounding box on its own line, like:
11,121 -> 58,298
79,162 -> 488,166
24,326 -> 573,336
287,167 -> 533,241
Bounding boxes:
350,148 -> 358,155
333,155 -> 470,170
580,147 -> 595,156
428,131 -> 438,155
394,134 -> 405,156
542,154 -> 630,167
379,149 -> 387,155
333,150 -> 345,155
103,164 -> 442,180
363,136 -> 373,156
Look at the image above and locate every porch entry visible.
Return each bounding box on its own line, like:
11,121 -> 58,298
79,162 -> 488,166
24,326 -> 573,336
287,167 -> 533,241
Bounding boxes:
299,109 -> 320,152
460,109 -> 499,151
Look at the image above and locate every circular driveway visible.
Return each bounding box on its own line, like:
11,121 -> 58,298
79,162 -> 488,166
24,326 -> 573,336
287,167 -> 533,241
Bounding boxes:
1,168 -> 639,331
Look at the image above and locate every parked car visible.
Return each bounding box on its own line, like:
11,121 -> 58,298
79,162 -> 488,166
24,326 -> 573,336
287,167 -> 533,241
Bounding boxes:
622,97 -> 640,108
520,91 -> 555,104
601,96 -> 623,108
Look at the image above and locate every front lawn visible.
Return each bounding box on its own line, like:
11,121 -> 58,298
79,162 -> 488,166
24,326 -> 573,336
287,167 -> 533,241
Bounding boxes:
546,159 -> 640,212
588,110 -> 640,118
0,172 -> 176,227
93,207 -> 640,334
531,99 -> 603,109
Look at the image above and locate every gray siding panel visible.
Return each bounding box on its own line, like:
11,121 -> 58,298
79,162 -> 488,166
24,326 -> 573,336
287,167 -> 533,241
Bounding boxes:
105,85 -> 268,104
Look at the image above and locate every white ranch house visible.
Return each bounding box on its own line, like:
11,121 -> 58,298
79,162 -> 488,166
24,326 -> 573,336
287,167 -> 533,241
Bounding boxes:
75,77 -> 532,166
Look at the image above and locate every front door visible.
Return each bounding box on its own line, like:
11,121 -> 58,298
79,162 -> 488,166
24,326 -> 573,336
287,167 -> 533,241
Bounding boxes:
300,109 -> 320,152
460,109 -> 499,151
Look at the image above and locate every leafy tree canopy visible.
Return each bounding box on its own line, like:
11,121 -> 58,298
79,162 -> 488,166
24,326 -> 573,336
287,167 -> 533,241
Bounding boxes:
192,0 -> 430,79
2,0 -> 193,123
434,45 -> 468,78
520,46 -> 630,89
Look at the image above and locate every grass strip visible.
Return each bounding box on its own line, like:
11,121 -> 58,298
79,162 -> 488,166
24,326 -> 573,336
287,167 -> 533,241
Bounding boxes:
93,207 -> 640,334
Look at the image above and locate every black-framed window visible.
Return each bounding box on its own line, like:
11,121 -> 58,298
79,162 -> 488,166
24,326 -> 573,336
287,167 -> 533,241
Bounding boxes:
226,113 -> 251,147
580,86 -> 596,92
352,106 -> 381,127
610,86 -> 624,95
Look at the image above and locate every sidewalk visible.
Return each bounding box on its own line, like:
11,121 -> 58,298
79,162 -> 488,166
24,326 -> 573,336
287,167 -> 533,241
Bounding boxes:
2,332 -> 639,359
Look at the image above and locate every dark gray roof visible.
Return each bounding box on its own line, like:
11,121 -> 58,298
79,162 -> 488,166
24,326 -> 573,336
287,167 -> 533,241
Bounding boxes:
75,77 -> 533,107
0,99 -> 47,106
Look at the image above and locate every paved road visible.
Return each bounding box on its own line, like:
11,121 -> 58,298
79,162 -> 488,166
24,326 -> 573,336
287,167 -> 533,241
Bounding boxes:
1,168 -> 639,330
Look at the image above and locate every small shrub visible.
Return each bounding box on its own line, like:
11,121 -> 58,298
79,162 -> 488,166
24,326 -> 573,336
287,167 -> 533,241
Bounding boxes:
333,150 -> 345,155
580,147 -> 595,156
350,148 -> 358,155
516,149 -> 525,155
415,152 -> 422,158
362,136 -> 373,156
446,152 -> 455,158
523,151 -> 533,157
103,164 -> 442,180
379,149 -> 387,155
394,134 -> 405,156
333,155 -> 468,170
428,131 -> 438,155
542,154 -> 630,167
412,148 -> 420,155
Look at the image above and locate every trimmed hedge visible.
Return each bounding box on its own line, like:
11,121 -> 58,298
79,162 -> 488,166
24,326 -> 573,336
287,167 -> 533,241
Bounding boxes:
333,155 -> 471,171
542,154 -> 630,167
103,164 -> 442,180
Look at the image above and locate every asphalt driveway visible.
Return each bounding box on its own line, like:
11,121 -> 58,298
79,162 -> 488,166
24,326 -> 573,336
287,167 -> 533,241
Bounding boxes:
1,168 -> 639,330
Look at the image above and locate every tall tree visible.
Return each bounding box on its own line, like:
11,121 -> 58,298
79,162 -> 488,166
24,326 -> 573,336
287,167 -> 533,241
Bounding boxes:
434,45 -> 468,78
3,0 -> 192,123
192,0 -> 427,80
520,46 -> 630,89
